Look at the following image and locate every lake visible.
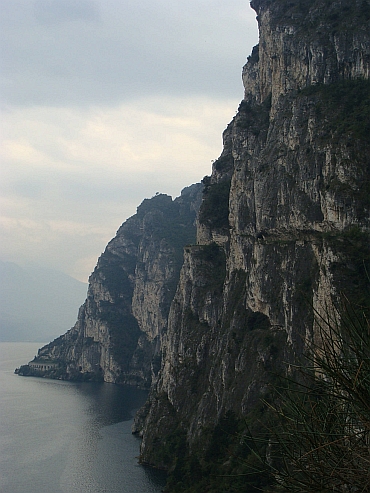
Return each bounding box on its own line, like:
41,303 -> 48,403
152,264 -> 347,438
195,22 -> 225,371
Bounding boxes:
0,342 -> 166,493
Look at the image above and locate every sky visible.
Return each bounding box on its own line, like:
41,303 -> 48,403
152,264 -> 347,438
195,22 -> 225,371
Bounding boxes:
0,0 -> 258,282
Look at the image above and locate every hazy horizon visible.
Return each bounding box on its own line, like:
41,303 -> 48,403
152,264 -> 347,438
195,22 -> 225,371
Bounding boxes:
0,259 -> 87,342
0,0 -> 258,282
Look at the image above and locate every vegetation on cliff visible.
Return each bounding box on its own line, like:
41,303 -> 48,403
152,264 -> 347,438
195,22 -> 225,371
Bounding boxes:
135,0 -> 370,489
19,185 -> 202,386
17,0 -> 370,492
270,297 -> 370,492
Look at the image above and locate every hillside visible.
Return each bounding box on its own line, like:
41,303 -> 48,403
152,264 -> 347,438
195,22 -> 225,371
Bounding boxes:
17,0 -> 370,490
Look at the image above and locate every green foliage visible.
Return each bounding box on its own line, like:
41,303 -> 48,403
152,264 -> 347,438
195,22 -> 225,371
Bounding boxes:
252,292 -> 370,492
205,410 -> 239,462
15,362 -> 73,381
199,180 -> 231,229
97,250 -> 134,297
154,212 -> 197,264
266,0 -> 370,32
15,364 -> 32,376
136,193 -> 197,256
156,428 -> 188,473
99,303 -> 141,370
213,153 -> 233,173
193,243 -> 226,294
247,44 -> 259,65
194,242 -> 225,266
183,308 -> 210,333
92,191 -> 198,376
325,227 -> 370,313
136,193 -> 173,217
93,252 -> 143,371
301,78 -> 370,141
164,410 -> 274,493
236,94 -> 271,135
248,311 -> 271,331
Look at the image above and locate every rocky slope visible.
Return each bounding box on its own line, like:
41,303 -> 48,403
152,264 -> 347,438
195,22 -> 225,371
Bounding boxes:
18,185 -> 202,387
17,0 -> 370,490
132,0 -> 370,489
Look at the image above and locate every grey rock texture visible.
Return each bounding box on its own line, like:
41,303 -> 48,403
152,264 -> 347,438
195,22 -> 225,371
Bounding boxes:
24,184 -> 202,387
18,0 -> 370,489
134,0 -> 370,474
245,0 -> 370,109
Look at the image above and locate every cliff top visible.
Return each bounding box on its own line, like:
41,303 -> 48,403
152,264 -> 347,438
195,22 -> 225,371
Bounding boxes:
251,0 -> 370,29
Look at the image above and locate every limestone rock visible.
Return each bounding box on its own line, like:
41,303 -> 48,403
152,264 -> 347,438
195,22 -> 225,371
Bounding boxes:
134,0 -> 370,480
24,185 -> 202,387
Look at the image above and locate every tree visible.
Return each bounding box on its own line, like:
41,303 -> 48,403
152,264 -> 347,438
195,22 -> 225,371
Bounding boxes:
265,295 -> 370,492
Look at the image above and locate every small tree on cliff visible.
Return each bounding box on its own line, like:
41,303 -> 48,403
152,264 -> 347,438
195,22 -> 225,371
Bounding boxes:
265,295 -> 370,492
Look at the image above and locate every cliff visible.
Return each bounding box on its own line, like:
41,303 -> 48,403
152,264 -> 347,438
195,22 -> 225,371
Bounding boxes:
18,184 -> 202,387
133,0 -> 370,490
17,0 -> 370,491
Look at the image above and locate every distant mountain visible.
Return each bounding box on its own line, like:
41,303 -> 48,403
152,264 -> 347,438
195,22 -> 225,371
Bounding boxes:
0,260 -> 87,342
13,2 -> 370,491
19,185 -> 203,385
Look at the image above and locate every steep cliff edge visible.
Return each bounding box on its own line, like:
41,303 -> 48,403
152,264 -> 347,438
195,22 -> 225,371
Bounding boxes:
134,0 -> 370,489
16,0 -> 370,490
18,184 -> 202,387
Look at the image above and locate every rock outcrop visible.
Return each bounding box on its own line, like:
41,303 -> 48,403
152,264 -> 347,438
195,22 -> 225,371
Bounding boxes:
18,185 -> 202,387
18,0 -> 370,490
133,0 -> 370,488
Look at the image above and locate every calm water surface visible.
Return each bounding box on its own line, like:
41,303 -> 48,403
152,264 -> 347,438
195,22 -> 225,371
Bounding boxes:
0,343 -> 166,493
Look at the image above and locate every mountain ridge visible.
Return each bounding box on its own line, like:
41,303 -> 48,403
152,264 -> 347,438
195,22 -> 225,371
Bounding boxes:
17,184 -> 202,386
16,1 -> 370,490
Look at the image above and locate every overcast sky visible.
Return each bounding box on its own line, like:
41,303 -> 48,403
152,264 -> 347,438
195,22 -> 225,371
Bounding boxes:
0,0 -> 258,282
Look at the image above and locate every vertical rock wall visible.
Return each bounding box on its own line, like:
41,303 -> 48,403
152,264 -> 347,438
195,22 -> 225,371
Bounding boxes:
18,1 -> 370,489
135,0 -> 370,480
27,185 -> 202,387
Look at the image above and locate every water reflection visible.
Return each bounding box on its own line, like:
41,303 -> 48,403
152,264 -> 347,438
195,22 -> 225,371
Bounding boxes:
0,343 -> 166,493
75,381 -> 148,427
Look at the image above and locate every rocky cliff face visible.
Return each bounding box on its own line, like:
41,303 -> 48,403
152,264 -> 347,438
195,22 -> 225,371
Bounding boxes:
18,0 -> 370,490
21,185 -> 202,387
133,0 -> 370,488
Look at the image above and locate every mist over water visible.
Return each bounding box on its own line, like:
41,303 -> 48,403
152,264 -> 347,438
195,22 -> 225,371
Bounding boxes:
0,343 -> 166,493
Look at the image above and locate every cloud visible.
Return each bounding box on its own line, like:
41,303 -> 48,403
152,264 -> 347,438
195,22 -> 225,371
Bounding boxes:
0,96 -> 239,280
33,0 -> 100,25
0,0 -> 259,281
1,96 -> 234,184
1,0 -> 257,107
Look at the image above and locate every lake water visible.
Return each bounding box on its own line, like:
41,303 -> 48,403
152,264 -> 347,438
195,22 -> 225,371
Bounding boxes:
0,343 -> 166,493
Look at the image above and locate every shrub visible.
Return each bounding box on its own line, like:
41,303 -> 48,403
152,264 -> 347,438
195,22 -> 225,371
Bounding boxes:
198,180 -> 231,229
263,293 -> 370,492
